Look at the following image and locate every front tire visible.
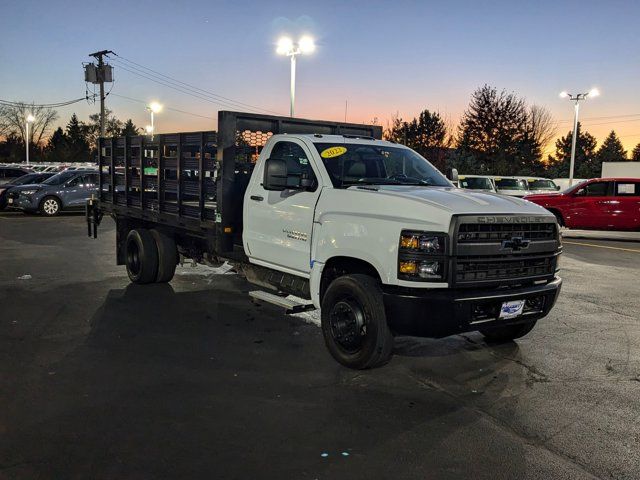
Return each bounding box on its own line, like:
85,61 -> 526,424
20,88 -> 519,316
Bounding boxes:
125,228 -> 159,284
40,196 -> 61,216
321,274 -> 393,369
480,320 -> 537,343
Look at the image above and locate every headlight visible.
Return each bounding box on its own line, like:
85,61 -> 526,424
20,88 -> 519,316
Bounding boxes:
399,232 -> 447,255
398,231 -> 448,282
21,190 -> 38,195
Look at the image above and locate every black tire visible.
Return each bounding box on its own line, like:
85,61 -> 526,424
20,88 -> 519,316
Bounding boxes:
150,229 -> 178,283
480,320 -> 537,343
550,209 -> 564,228
40,196 -> 61,216
321,274 -> 393,369
125,228 -> 159,284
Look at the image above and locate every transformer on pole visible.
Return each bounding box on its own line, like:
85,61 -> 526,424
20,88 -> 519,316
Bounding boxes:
86,50 -> 114,138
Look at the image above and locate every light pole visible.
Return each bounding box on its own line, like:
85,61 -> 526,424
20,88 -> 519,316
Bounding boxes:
146,102 -> 162,140
276,36 -> 315,117
559,88 -> 599,186
25,114 -> 35,165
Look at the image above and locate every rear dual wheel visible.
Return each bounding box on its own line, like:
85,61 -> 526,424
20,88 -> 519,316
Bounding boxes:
125,228 -> 177,284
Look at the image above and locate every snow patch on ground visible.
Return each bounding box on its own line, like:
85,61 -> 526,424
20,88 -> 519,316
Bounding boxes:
286,295 -> 321,327
176,262 -> 236,279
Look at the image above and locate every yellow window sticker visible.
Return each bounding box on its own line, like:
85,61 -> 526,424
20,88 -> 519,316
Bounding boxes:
320,146 -> 347,159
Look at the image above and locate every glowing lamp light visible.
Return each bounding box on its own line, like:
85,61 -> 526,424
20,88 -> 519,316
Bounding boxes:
559,91 -> 569,99
588,88 -> 600,98
145,125 -> 154,134
149,102 -> 163,113
276,37 -> 294,55
26,114 -> 35,123
298,36 -> 316,54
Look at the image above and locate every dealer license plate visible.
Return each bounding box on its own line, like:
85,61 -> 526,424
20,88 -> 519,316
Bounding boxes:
8,198 -> 13,204
499,300 -> 525,319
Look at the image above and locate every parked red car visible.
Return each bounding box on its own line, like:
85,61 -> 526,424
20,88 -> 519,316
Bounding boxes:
524,178 -> 640,231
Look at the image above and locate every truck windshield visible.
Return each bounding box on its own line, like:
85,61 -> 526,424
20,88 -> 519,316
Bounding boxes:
495,178 -> 527,191
313,143 -> 450,188
460,177 -> 493,190
528,179 -> 557,190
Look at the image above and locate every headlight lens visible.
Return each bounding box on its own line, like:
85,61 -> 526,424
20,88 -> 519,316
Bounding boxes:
399,232 -> 446,254
398,231 -> 448,282
21,190 -> 38,195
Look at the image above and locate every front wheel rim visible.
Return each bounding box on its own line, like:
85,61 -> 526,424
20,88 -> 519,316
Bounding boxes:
43,199 -> 58,214
329,297 -> 367,353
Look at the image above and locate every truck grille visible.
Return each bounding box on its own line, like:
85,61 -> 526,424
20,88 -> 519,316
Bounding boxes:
452,216 -> 560,286
455,255 -> 556,284
457,222 -> 556,243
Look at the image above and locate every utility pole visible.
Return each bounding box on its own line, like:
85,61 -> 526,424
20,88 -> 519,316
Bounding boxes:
88,50 -> 114,138
559,88 -> 599,186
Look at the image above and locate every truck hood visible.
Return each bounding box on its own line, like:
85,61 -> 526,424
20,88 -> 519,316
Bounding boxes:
352,185 -> 549,216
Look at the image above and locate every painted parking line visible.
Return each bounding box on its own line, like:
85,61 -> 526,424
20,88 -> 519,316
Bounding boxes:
563,240 -> 640,254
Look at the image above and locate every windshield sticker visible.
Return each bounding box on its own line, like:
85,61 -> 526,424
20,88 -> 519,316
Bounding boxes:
320,146 -> 347,159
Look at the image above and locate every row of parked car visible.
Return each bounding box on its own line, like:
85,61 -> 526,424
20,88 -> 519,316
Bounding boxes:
0,165 -> 98,216
455,175 -> 560,197
455,173 -> 640,231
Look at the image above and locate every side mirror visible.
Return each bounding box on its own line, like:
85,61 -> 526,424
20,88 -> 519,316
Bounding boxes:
446,167 -> 459,183
555,185 -> 561,191
263,158 -> 288,191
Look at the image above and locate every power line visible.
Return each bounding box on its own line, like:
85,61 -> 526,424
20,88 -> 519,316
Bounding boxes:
114,53 -> 281,115
111,61 -> 268,113
556,113 -> 640,123
0,96 -> 96,108
110,93 -> 216,120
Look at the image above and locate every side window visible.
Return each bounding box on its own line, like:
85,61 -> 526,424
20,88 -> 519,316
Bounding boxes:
269,141 -> 317,190
84,174 -> 98,186
67,176 -> 82,187
615,182 -> 640,196
581,182 -> 611,197
8,169 -> 25,178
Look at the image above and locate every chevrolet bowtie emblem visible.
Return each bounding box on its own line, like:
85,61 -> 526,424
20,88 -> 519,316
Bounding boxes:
501,236 -> 530,251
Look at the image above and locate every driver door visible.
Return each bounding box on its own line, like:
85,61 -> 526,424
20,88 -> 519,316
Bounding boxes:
565,181 -> 613,229
243,139 -> 322,275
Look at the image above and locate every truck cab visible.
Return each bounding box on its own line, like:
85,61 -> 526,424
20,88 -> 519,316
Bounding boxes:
243,134 -> 562,368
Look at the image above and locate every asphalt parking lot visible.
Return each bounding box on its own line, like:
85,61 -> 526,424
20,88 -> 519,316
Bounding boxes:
1,211 -> 638,480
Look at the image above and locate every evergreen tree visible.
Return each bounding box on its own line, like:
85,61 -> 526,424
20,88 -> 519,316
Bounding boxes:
121,119 -> 140,137
456,85 -> 541,175
596,130 -> 627,164
65,113 -> 90,162
547,123 -> 598,178
45,127 -> 68,161
630,143 -> 640,162
385,110 -> 450,171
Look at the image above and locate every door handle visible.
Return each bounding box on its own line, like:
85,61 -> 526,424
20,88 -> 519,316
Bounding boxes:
250,195 -> 264,202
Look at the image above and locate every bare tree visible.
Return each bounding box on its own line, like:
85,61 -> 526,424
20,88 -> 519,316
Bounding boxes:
0,102 -> 58,147
528,105 -> 557,153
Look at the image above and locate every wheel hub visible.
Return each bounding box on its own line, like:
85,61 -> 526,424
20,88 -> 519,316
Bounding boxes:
43,199 -> 58,214
329,298 -> 366,352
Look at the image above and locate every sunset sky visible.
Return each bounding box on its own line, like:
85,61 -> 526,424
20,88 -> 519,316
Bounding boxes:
2,0 -> 639,154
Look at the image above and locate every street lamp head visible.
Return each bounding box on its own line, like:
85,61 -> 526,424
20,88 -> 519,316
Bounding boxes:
276,37 -> 294,55
148,102 -> 163,113
559,91 -> 569,99
588,88 -> 600,98
145,125 -> 154,134
26,114 -> 35,123
298,36 -> 315,54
